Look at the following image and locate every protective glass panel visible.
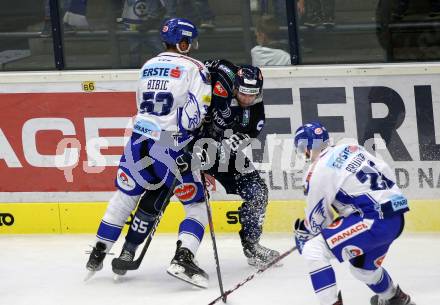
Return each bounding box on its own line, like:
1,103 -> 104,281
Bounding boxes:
0,0 -> 55,71
296,0 -> 440,64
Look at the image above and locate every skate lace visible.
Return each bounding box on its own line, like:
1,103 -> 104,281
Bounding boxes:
254,244 -> 279,260
90,245 -> 106,260
119,250 -> 134,262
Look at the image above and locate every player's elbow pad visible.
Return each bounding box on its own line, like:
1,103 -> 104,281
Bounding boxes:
180,93 -> 203,131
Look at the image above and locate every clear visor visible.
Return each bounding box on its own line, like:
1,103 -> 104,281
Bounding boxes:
191,38 -> 199,50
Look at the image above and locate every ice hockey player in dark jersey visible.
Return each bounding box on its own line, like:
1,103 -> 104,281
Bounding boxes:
113,59 -> 280,288
200,59 -> 280,268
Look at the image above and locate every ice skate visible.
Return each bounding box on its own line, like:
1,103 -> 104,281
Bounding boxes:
370,286 -> 416,305
85,242 -> 107,281
167,242 -> 209,289
112,248 -> 134,277
242,241 -> 281,268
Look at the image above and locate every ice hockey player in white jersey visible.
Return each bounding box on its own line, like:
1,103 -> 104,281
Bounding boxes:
293,122 -> 416,305
85,18 -> 212,283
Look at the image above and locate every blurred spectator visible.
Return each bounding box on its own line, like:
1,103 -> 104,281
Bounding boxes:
162,0 -> 216,29
119,0 -> 164,66
120,0 -> 165,31
259,0 -> 305,26
251,15 -> 291,66
392,0 -> 440,20
303,0 -> 335,28
260,0 -> 286,20
42,0 -> 89,37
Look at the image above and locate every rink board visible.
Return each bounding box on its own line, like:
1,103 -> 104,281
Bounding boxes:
0,200 -> 439,234
1,64 -> 440,235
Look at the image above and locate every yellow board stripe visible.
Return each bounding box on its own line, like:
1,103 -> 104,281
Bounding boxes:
0,200 -> 439,234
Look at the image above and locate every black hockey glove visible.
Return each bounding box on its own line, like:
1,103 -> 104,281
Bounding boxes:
175,145 -> 210,175
224,133 -> 251,153
294,218 -> 314,254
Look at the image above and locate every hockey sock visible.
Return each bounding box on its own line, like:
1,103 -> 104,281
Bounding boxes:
303,234 -> 339,305
178,218 -> 205,255
237,172 -> 268,243
309,264 -> 339,305
96,190 -> 140,251
368,268 -> 396,299
96,220 -> 123,250
178,202 -> 207,255
125,208 -> 158,248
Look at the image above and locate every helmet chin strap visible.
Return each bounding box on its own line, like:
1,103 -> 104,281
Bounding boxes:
176,43 -> 191,54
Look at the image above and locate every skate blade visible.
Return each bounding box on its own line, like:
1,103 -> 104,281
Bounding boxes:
112,269 -> 127,282
84,270 -> 96,282
166,264 -> 208,289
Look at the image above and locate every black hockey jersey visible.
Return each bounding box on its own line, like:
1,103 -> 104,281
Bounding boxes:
202,59 -> 266,142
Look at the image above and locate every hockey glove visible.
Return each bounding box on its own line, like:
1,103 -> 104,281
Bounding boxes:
224,133 -> 251,153
294,218 -> 314,255
175,151 -> 192,174
175,146 -> 210,175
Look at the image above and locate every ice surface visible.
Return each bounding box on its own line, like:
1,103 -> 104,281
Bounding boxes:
0,233 -> 438,305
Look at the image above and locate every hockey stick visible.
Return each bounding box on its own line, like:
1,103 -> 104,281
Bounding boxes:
202,172 -> 227,303
207,246 -> 297,305
111,185 -> 174,271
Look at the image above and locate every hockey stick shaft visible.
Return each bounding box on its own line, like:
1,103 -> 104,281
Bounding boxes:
202,173 -> 227,303
207,246 -> 297,305
111,206 -> 166,270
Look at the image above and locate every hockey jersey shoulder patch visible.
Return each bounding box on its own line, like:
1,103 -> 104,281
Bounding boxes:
213,81 -> 228,98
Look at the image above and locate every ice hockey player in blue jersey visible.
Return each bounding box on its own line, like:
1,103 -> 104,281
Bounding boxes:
112,59 -> 280,288
293,122 -> 416,305
85,17 -> 212,283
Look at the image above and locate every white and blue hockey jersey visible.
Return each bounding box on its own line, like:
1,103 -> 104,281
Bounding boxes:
133,52 -> 211,141
303,143 -> 409,235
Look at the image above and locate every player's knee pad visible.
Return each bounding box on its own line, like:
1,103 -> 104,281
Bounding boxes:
349,265 -> 383,284
138,185 -> 173,216
302,234 -> 334,263
102,190 -> 140,226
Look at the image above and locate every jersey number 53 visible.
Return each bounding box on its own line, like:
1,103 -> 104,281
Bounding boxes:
140,91 -> 174,116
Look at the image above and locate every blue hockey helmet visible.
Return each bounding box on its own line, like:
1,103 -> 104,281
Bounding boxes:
294,122 -> 329,155
160,18 -> 198,52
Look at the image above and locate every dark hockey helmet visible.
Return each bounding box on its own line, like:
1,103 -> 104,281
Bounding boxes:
160,18 -> 198,53
294,122 -> 329,156
234,65 -> 263,107
235,65 -> 263,95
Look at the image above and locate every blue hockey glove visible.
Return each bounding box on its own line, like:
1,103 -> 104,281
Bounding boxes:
294,218 -> 314,254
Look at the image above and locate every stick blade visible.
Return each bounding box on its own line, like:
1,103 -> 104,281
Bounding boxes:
111,257 -> 140,271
